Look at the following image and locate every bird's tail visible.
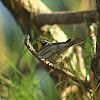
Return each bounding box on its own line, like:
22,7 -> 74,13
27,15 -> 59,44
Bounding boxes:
69,38 -> 84,47
60,38 -> 84,51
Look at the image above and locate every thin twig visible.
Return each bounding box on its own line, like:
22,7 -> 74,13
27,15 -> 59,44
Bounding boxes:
25,35 -> 90,88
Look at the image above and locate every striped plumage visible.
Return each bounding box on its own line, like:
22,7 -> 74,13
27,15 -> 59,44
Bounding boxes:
38,38 -> 84,65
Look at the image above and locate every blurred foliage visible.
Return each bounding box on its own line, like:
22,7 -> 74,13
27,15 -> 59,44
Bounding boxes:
0,0 -> 98,100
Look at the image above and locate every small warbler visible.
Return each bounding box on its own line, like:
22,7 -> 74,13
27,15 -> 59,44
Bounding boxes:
37,38 -> 84,65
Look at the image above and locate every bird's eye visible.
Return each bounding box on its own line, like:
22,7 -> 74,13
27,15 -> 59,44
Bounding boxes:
41,40 -> 50,46
42,42 -> 47,46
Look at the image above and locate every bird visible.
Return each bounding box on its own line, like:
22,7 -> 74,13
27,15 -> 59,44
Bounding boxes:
37,38 -> 84,65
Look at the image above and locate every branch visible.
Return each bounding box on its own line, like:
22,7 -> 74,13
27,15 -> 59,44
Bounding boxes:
90,0 -> 100,99
25,35 -> 90,88
2,0 -> 31,34
96,0 -> 100,73
2,0 -> 98,31
34,10 -> 98,26
91,0 -> 100,85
